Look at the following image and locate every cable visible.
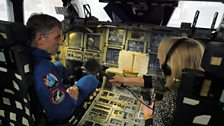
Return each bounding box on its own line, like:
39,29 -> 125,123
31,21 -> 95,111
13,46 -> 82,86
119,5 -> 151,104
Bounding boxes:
123,87 -> 154,110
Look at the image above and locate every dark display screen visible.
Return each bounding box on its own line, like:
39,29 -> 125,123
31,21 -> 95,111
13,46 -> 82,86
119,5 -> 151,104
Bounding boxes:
130,31 -> 145,40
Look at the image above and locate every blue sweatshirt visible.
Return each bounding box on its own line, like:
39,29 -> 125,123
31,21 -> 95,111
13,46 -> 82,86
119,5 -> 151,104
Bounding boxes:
30,47 -> 76,124
30,47 -> 100,124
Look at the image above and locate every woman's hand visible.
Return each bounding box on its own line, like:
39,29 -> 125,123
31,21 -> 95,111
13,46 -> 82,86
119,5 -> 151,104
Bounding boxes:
109,75 -> 126,87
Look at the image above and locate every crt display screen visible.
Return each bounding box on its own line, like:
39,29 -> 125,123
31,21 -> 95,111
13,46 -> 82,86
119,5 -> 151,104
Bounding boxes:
108,28 -> 125,45
148,53 -> 161,75
68,32 -> 83,48
150,33 -> 177,53
127,40 -> 145,52
106,48 -> 120,64
86,34 -> 101,50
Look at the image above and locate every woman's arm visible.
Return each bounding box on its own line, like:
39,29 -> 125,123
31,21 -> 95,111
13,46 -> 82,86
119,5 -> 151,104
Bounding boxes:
109,75 -> 144,87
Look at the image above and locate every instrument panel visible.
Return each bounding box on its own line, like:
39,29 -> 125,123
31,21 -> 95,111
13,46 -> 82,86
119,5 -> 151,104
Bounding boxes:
78,87 -> 145,126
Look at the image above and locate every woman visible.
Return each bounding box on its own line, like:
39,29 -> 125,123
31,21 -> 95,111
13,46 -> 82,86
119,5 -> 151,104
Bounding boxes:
149,37 -> 204,126
110,37 -> 204,126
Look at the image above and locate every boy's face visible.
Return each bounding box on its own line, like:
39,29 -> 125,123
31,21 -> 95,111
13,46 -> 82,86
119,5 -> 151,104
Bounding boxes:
41,26 -> 63,55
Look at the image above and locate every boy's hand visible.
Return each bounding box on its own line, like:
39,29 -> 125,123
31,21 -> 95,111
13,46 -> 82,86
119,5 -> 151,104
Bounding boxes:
66,86 -> 79,100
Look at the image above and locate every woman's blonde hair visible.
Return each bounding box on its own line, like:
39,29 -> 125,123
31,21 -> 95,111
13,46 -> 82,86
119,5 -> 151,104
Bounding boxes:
158,37 -> 204,89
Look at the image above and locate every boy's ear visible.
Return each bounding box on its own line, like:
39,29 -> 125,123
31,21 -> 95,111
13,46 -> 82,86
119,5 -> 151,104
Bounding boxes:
35,33 -> 45,45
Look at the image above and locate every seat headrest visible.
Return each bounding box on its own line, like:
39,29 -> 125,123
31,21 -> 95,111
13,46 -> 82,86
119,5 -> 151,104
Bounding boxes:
0,20 -> 27,47
201,41 -> 224,77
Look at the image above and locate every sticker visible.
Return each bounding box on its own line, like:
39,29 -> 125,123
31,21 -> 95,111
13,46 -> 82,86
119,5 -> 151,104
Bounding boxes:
183,97 -> 199,106
193,115 -> 211,125
43,73 -> 59,90
15,73 -> 22,80
0,32 -> 7,39
200,79 -> 211,97
210,56 -> 222,65
51,88 -> 65,104
24,64 -> 30,73
0,52 -> 6,62
0,67 -> 7,72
